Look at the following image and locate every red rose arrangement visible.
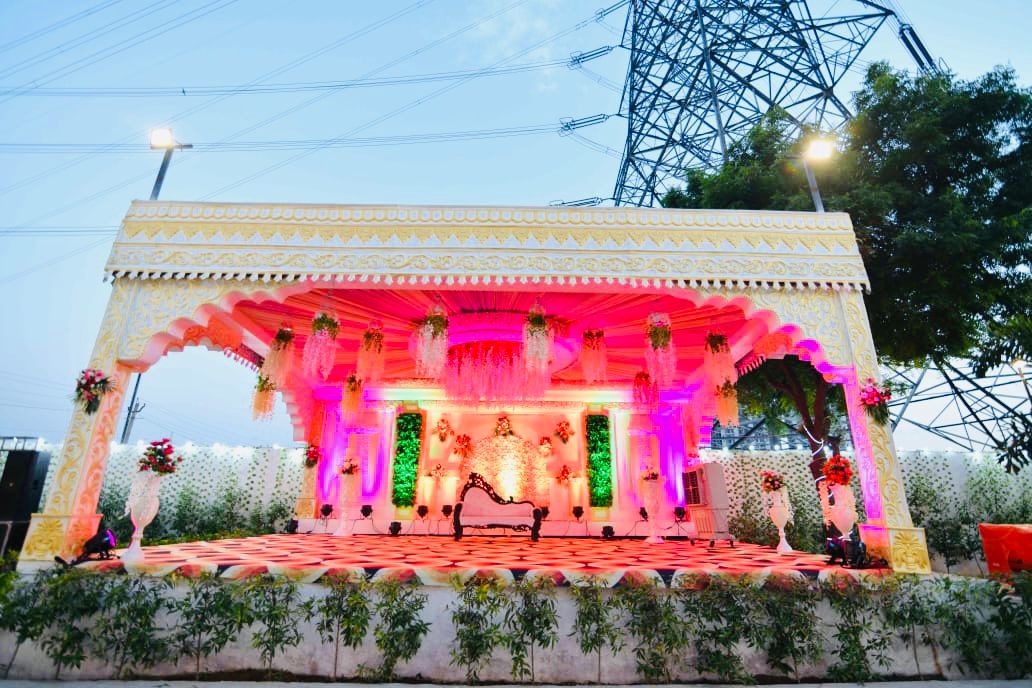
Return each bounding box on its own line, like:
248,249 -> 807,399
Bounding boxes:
859,377 -> 892,424
74,368 -> 113,415
303,445 -> 321,469
554,420 -> 575,444
760,470 -> 785,493
434,418 -> 454,442
138,438 -> 182,475
453,434 -> 473,460
494,416 -> 514,436
556,464 -> 575,484
822,455 -> 853,486
539,436 -> 553,454
340,460 -> 359,475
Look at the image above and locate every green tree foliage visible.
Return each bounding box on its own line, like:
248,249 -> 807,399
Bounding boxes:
665,64 -> 1032,468
0,569 -> 58,678
449,575 -> 507,683
92,576 -> 170,678
503,576 -> 559,682
241,574 -> 305,679
38,569 -> 109,678
614,578 -> 688,682
169,573 -> 249,680
367,578 -> 430,680
308,572 -> 371,680
569,579 -> 623,684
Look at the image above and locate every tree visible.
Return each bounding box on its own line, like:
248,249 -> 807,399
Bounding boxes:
665,64 -> 1032,465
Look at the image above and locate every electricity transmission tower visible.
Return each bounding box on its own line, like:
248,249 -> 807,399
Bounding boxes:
613,0 -> 929,207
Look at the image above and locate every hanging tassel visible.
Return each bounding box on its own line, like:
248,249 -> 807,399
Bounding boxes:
301,312 -> 339,380
714,380 -> 740,427
415,303 -> 448,379
261,325 -> 295,388
340,372 -> 363,424
252,374 -> 276,421
581,329 -> 607,383
523,301 -> 552,395
703,331 -> 737,388
357,320 -> 385,384
644,313 -> 677,387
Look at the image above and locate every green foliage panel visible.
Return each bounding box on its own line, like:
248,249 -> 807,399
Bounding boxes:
585,414 -> 613,507
391,412 -> 424,507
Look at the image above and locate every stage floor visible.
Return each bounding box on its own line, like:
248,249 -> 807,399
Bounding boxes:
98,534 -> 873,585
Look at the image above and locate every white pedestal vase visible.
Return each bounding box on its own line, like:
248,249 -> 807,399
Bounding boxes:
122,471 -> 163,564
640,478 -> 665,544
767,487 -> 794,554
333,473 -> 361,537
829,483 -> 858,537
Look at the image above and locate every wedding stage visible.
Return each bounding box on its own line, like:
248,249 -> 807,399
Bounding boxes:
96,534 -> 861,583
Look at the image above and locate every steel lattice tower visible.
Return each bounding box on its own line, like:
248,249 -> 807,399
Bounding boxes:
614,0 -> 896,207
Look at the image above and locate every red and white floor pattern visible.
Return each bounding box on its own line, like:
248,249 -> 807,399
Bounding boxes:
90,535 -> 879,585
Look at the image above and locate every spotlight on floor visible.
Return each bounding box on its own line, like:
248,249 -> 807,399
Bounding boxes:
674,506 -> 686,521
361,505 -> 373,518
389,521 -> 402,535
572,506 -> 584,520
320,504 -> 333,518
416,505 -> 429,519
442,504 -> 453,518
284,518 -> 298,534
601,525 -> 615,539
540,506 -> 550,520
639,507 -> 649,522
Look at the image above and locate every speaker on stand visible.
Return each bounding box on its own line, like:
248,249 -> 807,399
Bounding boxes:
0,447 -> 51,553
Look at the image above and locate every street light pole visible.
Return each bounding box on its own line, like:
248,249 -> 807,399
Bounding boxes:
801,158 -> 825,213
797,136 -> 834,214
119,128 -> 191,444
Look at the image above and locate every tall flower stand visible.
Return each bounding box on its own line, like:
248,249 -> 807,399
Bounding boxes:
829,483 -> 858,537
640,478 -> 665,544
333,473 -> 361,537
766,487 -> 794,554
122,471 -> 163,564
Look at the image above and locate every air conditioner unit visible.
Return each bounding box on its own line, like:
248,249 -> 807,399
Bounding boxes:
681,462 -> 733,547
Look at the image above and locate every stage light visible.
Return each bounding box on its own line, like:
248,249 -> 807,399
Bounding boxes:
442,504 -> 453,518
416,505 -> 429,519
674,506 -> 686,521
284,519 -> 298,534
601,525 -> 615,539
639,507 -> 649,522
149,127 -> 175,149
389,521 -> 402,536
540,506 -> 550,520
320,504 -> 334,518
361,504 -> 373,518
572,506 -> 584,520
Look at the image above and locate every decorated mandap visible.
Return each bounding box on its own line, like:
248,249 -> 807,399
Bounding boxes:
19,201 -> 930,573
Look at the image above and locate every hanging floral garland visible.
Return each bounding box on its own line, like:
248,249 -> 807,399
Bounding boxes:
703,331 -> 738,387
580,329 -> 607,383
357,320 -> 385,385
523,302 -> 552,393
261,326 -> 295,388
303,445 -> 321,469
252,374 -> 276,421
859,377 -> 892,424
301,312 -> 339,380
538,436 -> 553,457
633,370 -> 658,409
494,415 -> 515,436
714,380 -> 740,427
644,312 -> 677,387
340,372 -> 363,422
434,418 -> 454,441
138,438 -> 183,474
453,434 -> 473,460
74,368 -> 113,415
554,420 -> 575,444
415,303 -> 449,379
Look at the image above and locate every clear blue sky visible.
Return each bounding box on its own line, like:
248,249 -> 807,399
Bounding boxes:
1,0 -> 1030,448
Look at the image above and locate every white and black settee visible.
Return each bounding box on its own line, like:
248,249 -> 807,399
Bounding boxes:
453,473 -> 542,541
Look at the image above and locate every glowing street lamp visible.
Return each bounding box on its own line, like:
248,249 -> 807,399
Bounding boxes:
798,136 -> 835,213
147,127 -> 192,201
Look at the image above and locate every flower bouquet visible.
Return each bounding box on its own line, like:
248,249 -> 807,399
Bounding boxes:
74,368 -> 113,415
427,463 -> 445,479
556,464 -> 575,485
453,434 -> 473,460
760,470 -> 785,493
539,436 -> 553,456
340,459 -> 359,476
303,445 -> 321,469
494,415 -> 514,436
822,455 -> 854,485
859,378 -> 892,424
554,420 -> 575,444
435,418 -> 454,442
138,438 -> 182,475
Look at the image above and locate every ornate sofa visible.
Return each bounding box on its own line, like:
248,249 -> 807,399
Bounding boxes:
453,473 -> 542,541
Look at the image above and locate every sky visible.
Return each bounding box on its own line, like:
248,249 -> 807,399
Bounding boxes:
1,0 -> 1030,449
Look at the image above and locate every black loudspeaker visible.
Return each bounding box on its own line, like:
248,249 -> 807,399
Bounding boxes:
0,449 -> 51,551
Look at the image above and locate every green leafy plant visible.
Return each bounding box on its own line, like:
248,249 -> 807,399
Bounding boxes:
585,415 -> 613,507
881,575 -> 941,679
0,569 -> 59,678
987,572 -> 1032,678
822,574 -> 890,682
569,578 -> 623,684
929,576 -> 998,676
39,568 -> 110,678
366,577 -> 430,680
169,573 -> 249,679
92,575 -> 170,678
241,574 -> 305,679
391,413 -> 424,507
309,572 -> 371,680
449,575 -> 507,683
680,574 -> 757,683
751,574 -> 823,681
615,578 -> 688,682
503,576 -> 559,682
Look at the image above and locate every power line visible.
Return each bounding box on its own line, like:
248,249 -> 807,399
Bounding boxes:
0,236 -> 112,285
0,0 -> 125,55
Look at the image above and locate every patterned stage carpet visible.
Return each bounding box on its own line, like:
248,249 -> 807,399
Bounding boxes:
96,534 -> 876,585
